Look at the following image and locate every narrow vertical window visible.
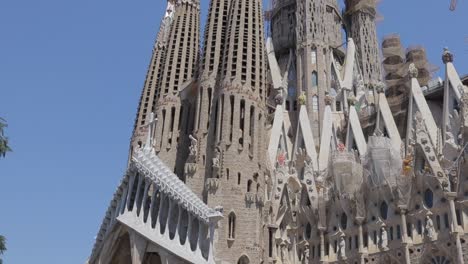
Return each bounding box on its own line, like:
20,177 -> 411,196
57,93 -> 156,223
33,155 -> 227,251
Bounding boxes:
228,212 -> 236,239
311,71 -> 318,87
247,180 -> 253,192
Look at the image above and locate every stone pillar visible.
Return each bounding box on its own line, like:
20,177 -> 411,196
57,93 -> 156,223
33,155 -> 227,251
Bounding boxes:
356,217 -> 366,264
130,231 -> 147,264
442,48 -> 454,144
406,67 -> 416,156
398,206 -> 411,264
446,192 -> 464,264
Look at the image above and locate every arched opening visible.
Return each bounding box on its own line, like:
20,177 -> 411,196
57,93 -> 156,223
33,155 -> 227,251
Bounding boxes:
128,173 -> 141,211
305,223 -> 312,239
380,201 -> 389,220
311,71 -> 318,87
168,205 -> 180,240
159,196 -> 170,234
150,190 -> 161,229
136,179 -> 147,216
424,188 -> 434,208
247,180 -> 253,192
199,224 -> 210,260
341,212 -> 348,230
228,212 -> 236,239
189,218 -> 199,251
143,184 -> 153,223
179,210 -> 189,245
238,255 -> 250,264
109,232 -> 132,264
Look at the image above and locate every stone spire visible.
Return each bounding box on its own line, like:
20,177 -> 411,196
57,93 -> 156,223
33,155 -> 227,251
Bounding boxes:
201,0 -> 268,261
295,0 -> 343,143
186,0 -> 231,198
345,0 -> 383,86
131,0 -> 178,150
132,0 -> 200,179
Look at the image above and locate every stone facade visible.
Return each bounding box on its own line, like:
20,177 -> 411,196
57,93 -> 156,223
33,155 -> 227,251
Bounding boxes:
88,1 -> 468,264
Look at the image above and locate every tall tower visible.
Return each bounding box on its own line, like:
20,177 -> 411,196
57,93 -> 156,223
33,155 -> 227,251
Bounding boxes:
202,0 -> 268,262
186,0 -> 231,198
133,0 -> 200,177
131,1 -> 177,151
345,0 -> 382,86
270,0 -> 343,143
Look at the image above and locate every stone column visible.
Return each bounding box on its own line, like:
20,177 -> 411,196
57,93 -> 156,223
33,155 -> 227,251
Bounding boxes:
356,217 -> 366,264
446,192 -> 464,264
130,231 -> 147,264
398,206 -> 411,264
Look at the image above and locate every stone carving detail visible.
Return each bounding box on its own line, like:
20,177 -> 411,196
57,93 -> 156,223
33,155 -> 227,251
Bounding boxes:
442,47 -> 454,64
426,215 -> 436,240
380,227 -> 388,249
409,63 -> 419,78
188,134 -> 198,162
339,236 -> 346,259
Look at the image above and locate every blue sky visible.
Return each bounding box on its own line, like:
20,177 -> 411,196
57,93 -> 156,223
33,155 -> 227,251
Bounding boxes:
0,0 -> 466,263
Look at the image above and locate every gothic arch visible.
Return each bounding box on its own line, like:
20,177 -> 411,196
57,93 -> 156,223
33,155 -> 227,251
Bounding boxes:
238,255 -> 250,264
228,212 -> 236,239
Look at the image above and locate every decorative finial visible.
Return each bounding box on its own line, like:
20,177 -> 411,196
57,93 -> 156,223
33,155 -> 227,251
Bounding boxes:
408,63 -> 418,79
298,91 -> 306,106
442,47 -> 454,64
348,95 -> 357,106
375,82 -> 386,94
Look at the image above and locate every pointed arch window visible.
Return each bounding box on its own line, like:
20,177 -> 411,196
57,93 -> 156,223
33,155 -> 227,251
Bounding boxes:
228,212 -> 236,239
311,71 -> 318,87
424,188 -> 434,208
247,180 -> 253,192
341,213 -> 348,230
380,201 -> 388,220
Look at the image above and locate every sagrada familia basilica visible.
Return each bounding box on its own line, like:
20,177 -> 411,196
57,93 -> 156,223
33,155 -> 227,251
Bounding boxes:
86,0 -> 468,263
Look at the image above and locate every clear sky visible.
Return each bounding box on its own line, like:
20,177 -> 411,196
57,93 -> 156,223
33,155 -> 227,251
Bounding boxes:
0,0 -> 466,263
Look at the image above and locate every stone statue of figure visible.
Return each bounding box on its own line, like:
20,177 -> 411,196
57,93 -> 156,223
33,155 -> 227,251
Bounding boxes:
339,236 -> 346,259
302,243 -> 310,264
188,135 -> 198,160
425,215 -> 436,240
280,241 -> 290,264
380,227 -> 388,249
212,147 -> 220,168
